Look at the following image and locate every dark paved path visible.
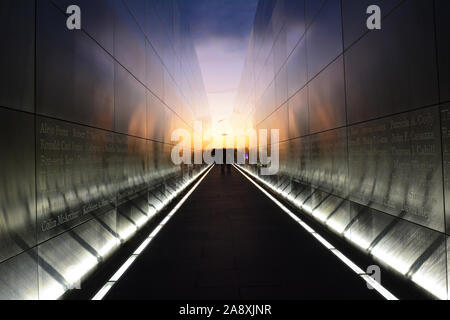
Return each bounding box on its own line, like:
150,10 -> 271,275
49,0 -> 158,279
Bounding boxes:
106,165 -> 380,300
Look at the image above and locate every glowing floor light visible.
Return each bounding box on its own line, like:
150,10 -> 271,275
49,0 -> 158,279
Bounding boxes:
233,164 -> 398,301
92,164 -> 215,300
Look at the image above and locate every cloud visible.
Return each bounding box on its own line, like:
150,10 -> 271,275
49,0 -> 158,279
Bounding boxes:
179,0 -> 258,43
196,37 -> 247,92
179,0 -> 258,128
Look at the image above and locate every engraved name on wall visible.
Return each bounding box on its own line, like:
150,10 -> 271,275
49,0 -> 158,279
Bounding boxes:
37,118 -> 116,241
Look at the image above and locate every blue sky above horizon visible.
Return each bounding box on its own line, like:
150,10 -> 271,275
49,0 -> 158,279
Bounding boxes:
179,0 -> 258,130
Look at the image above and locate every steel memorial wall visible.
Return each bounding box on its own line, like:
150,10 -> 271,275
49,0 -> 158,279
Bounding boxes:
235,0 -> 450,299
0,0 -> 209,299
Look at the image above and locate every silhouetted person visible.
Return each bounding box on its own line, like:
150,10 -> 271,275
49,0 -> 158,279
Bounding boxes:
221,148 -> 231,174
221,148 -> 226,173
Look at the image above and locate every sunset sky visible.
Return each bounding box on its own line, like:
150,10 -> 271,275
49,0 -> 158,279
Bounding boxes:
180,0 -> 258,135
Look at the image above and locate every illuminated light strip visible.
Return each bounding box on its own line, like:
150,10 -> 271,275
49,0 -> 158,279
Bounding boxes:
133,237 -> 153,255
361,275 -> 399,301
330,249 -> 365,275
233,164 -> 398,301
91,282 -> 114,301
92,164 -> 215,300
311,232 -> 334,250
109,255 -> 138,282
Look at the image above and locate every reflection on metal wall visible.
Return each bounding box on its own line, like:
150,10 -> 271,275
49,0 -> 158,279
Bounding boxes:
0,0 -> 209,299
235,0 -> 450,299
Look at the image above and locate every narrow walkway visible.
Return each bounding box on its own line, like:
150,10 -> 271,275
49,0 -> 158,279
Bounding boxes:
105,166 -> 380,300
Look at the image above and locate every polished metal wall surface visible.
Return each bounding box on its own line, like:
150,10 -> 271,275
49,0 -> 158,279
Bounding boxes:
235,0 -> 450,299
0,0 -> 209,299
